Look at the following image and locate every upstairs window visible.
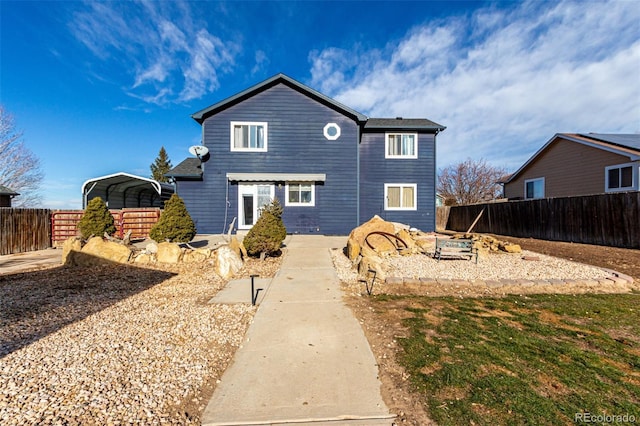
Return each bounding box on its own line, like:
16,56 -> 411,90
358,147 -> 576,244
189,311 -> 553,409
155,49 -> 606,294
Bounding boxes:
524,177 -> 545,199
385,133 -> 417,158
385,183 -> 417,210
231,122 -> 267,151
606,163 -> 636,192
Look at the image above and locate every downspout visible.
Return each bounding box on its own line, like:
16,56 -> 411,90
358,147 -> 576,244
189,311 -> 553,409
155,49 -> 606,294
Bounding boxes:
433,129 -> 441,231
356,123 -> 361,226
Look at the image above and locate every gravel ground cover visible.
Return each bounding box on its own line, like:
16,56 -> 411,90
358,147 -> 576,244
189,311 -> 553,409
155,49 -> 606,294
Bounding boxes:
0,257 -> 280,425
332,249 -> 636,298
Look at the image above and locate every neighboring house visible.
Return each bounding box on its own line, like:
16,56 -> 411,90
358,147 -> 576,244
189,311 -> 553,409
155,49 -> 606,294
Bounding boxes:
436,193 -> 445,207
504,133 -> 640,200
0,185 -> 19,207
168,73 -> 445,235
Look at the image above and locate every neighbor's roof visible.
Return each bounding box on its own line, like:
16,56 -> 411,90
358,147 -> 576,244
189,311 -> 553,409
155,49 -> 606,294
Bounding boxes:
505,133 -> 640,184
0,184 -> 19,196
191,73 -> 369,124
578,133 -> 640,151
166,158 -> 202,179
365,117 -> 445,132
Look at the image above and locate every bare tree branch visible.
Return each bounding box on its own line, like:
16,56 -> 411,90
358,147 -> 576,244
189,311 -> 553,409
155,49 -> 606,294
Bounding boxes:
0,105 -> 44,207
437,158 -> 507,205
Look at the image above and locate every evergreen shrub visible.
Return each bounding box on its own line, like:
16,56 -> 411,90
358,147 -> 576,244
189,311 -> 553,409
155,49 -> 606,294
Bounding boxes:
243,198 -> 287,258
149,194 -> 196,242
78,197 -> 116,239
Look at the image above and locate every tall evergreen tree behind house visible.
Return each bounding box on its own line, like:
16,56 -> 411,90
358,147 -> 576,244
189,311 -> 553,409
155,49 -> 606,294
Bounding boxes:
150,146 -> 172,183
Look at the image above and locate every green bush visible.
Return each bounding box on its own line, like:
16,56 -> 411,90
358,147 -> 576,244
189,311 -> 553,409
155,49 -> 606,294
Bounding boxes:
243,198 -> 287,258
150,194 -> 196,242
78,197 -> 116,239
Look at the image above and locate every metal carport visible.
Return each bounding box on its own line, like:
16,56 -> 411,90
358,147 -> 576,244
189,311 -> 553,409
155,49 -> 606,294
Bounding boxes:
81,172 -> 174,209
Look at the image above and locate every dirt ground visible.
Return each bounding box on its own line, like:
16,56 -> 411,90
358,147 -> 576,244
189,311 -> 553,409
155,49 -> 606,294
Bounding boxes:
497,235 -> 640,281
343,237 -> 640,425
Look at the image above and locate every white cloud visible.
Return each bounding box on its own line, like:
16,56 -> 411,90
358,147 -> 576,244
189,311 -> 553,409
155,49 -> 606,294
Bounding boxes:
179,30 -> 237,102
251,50 -> 269,76
69,1 -> 238,105
309,0 -> 640,171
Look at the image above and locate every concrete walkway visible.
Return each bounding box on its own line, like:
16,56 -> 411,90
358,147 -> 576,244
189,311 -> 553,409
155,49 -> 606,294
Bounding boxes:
201,235 -> 394,426
0,248 -> 62,275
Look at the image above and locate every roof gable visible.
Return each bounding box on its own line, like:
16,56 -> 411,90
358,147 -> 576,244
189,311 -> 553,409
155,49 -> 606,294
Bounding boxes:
506,133 -> 640,183
192,73 -> 368,124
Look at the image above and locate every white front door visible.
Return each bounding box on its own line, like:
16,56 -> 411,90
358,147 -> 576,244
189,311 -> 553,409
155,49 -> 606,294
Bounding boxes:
238,183 -> 275,229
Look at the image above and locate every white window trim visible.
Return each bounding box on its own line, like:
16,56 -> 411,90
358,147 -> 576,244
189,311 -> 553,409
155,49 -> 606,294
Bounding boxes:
323,123 -> 341,141
384,183 -> 417,211
230,121 -> 268,152
285,182 -> 315,207
237,183 -> 275,230
524,177 -> 545,200
605,162 -> 639,193
385,132 -> 418,159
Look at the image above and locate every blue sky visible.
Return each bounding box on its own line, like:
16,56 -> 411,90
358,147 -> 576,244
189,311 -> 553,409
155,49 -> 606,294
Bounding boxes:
1,0 -> 639,209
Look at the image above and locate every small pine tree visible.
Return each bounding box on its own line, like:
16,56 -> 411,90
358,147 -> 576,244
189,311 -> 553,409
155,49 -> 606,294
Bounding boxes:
243,198 -> 287,258
149,194 -> 196,242
78,197 -> 116,239
150,146 -> 172,183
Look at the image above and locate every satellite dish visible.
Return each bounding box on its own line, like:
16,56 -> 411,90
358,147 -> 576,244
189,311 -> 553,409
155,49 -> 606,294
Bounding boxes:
189,145 -> 209,158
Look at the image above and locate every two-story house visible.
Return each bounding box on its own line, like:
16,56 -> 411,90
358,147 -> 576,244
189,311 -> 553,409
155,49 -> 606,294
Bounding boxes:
168,74 -> 445,235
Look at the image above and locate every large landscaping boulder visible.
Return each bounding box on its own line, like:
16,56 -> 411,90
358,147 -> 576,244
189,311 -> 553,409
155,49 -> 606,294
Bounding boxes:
183,248 -> 210,263
213,245 -> 243,280
229,236 -> 248,259
347,215 -> 397,260
499,242 -> 522,253
61,237 -> 83,265
357,248 -> 386,282
80,236 -> 133,265
156,242 -> 183,263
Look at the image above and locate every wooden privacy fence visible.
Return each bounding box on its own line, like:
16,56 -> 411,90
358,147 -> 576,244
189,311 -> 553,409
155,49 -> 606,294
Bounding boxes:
436,206 -> 450,231
440,192 -> 640,249
51,208 -> 161,247
1,208 -> 162,254
0,208 -> 51,255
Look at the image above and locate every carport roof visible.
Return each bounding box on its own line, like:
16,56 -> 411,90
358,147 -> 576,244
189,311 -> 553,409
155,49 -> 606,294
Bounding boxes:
81,172 -> 174,208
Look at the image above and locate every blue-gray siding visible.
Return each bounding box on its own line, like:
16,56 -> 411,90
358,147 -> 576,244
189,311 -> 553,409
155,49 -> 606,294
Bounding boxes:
178,83 -> 359,235
359,131 -> 437,231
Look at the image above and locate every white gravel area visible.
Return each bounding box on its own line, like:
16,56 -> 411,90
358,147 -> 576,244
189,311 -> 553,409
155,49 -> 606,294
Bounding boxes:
1,263 -> 256,425
332,249 -> 615,283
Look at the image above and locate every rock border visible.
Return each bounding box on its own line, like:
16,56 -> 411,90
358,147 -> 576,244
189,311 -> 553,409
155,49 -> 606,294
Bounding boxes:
61,236 -> 247,280
384,273 -> 634,287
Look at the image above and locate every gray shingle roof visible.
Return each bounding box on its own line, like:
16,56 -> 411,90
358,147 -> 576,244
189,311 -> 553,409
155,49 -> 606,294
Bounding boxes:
580,133 -> 640,151
166,158 -> 202,178
0,185 -> 19,196
365,117 -> 445,131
